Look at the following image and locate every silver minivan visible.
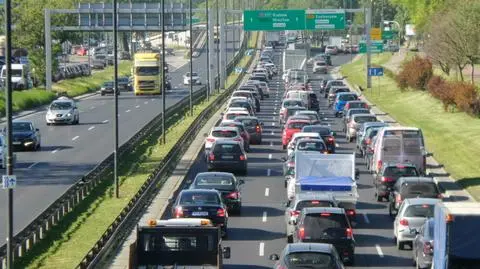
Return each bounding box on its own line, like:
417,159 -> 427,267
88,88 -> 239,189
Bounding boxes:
371,127 -> 427,175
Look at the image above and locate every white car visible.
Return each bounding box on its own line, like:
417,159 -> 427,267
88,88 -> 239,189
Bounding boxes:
183,72 -> 201,85
287,132 -> 321,156
45,97 -> 80,125
204,126 -> 244,156
325,45 -> 338,55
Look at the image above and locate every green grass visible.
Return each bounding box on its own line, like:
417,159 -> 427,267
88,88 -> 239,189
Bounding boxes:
341,55 -> 480,200
248,32 -> 259,49
15,35 -> 257,269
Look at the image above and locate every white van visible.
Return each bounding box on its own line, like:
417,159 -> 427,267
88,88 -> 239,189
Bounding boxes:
1,64 -> 33,90
371,127 -> 426,174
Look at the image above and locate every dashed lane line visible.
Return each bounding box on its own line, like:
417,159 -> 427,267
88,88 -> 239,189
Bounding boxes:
51,148 -> 60,154
102,120 -> 109,123
375,244 -> 384,258
363,213 -> 370,224
135,105 -> 140,108
265,188 -> 270,197
72,136 -> 80,141
268,154 -> 272,160
126,109 -> 131,113
262,211 -> 267,222
88,126 -> 95,131
259,242 -> 265,256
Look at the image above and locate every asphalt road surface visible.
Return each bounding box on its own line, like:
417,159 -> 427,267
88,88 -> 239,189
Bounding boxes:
0,29 -> 240,245
162,47 -> 416,268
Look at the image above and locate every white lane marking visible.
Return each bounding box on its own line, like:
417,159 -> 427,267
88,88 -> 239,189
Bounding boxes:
135,105 -> 140,108
300,58 -> 307,69
335,143 -> 339,148
151,98 -> 155,101
271,131 -> 274,135
51,148 -> 59,154
28,162 -> 39,169
267,169 -> 271,176
375,244 -> 384,258
144,101 -> 148,104
90,106 -> 95,110
102,120 -> 109,123
262,211 -> 267,222
282,50 -> 286,71
72,136 -> 80,141
265,188 -> 270,197
271,122 -> 275,126
88,126 -> 95,131
270,141 -> 273,147
273,111 -> 276,115
268,154 -> 272,160
126,109 -> 131,113
272,116 -> 275,120
259,242 -> 265,256
363,213 -> 370,224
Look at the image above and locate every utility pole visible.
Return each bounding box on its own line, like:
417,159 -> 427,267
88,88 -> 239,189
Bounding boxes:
366,2 -> 372,89
161,0 -> 166,144
113,0 -> 119,198
189,0 -> 193,116
4,0 -> 14,266
206,0 -> 210,101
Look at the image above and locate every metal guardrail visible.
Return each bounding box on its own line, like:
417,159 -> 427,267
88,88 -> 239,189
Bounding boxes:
0,31 -> 250,269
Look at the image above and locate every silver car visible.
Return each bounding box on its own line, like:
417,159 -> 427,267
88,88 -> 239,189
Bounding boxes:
393,198 -> 440,250
183,72 -> 201,85
313,61 -> 328,74
345,114 -> 377,142
45,97 -> 80,125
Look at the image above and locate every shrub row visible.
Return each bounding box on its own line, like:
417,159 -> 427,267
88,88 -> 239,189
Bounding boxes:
396,56 -> 433,91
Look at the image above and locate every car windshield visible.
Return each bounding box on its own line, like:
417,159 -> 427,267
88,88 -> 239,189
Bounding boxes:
297,141 -> 325,151
302,127 -> 331,136
194,175 -> 234,190
236,118 -> 258,127
339,94 -> 357,101
316,62 -> 326,66
284,100 -> 303,107
220,123 -> 245,133
295,200 -> 334,211
136,66 -> 159,76
348,102 -> 367,109
103,82 -> 114,87
179,192 -> 220,205
12,122 -> 33,132
285,252 -> 334,268
349,109 -> 369,116
212,130 -> 237,138
402,183 -> 439,198
226,113 -> 246,120
404,204 -> 435,218
384,166 -> 419,177
288,122 -> 309,130
355,116 -> 377,123
50,102 -> 72,110
303,213 -> 349,240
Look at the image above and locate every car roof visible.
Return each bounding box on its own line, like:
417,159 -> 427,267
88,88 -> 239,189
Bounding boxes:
296,138 -> 325,144
194,172 -> 235,179
296,110 -> 317,115
336,92 -> 356,96
347,108 -> 369,113
212,126 -> 238,132
363,122 -> 387,128
285,243 -> 334,254
234,116 -> 258,120
381,126 -> 420,131
403,198 -> 441,205
346,100 -> 366,104
219,121 -> 243,126
180,189 -> 220,195
302,207 -> 345,214
383,162 -> 417,168
212,139 -> 242,146
283,98 -> 303,102
293,132 -> 321,138
290,115 -> 311,120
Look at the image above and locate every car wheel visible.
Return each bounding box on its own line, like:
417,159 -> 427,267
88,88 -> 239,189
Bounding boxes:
282,145 -> 286,150
36,143 -> 41,151
46,123 -> 51,126
101,92 -> 105,96
376,191 -> 382,202
287,235 -> 293,243
397,240 -> 405,250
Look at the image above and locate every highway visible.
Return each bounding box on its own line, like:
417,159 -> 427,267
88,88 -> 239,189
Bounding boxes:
161,47 -> 416,268
0,29 -> 240,245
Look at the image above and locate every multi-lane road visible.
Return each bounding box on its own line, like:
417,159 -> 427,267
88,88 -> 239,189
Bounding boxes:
160,46 -> 417,268
0,29 -> 241,245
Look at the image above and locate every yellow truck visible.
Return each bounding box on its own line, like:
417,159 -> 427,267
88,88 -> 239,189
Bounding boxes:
133,52 -> 170,96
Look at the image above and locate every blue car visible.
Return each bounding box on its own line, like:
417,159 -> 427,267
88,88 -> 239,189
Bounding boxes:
334,92 -> 358,117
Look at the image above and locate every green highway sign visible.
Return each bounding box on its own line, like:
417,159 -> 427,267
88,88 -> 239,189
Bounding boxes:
382,30 -> 397,40
187,17 -> 200,24
305,9 -> 346,30
243,10 -> 305,31
359,41 -> 384,53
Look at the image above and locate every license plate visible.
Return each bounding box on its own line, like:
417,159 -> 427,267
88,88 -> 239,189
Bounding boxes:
222,155 -> 234,160
192,211 -> 208,216
12,142 -> 21,145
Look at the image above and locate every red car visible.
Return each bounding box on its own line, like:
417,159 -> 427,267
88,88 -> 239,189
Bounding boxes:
282,120 -> 311,149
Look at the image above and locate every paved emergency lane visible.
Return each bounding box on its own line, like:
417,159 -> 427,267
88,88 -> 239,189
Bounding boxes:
0,29 -> 241,245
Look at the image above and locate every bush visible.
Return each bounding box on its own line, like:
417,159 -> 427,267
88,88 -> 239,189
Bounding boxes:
427,75 -> 455,112
451,82 -> 479,115
396,56 -> 433,91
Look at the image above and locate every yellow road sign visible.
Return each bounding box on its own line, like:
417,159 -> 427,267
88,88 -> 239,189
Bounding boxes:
370,28 -> 382,40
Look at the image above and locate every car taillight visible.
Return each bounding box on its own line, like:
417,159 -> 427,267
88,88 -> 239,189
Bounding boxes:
437,193 -> 443,199
290,210 -> 300,217
423,241 -> 434,254
256,125 -> 261,133
345,104 -> 350,109
381,177 -> 394,182
327,136 -> 335,142
377,160 -> 383,170
399,218 -> 409,226
174,207 -> 183,218
364,103 -> 369,109
365,138 -> 371,145
226,191 -> 240,199
346,228 -> 353,239
206,138 -> 215,142
217,208 -> 226,217
209,153 -> 215,161
346,209 -> 356,216
298,227 -> 305,239
239,155 -> 246,161
396,194 -> 402,203
234,137 -> 242,142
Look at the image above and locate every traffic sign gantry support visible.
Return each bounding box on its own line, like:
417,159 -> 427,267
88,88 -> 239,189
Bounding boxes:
366,5 -> 372,89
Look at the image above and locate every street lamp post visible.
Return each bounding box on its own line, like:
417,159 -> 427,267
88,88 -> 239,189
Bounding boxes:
113,0 -> 119,199
161,0 -> 166,144
189,0 -> 193,116
205,0 -> 210,101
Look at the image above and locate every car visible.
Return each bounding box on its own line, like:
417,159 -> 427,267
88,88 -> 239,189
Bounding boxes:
45,97 -> 80,125
356,122 -> 388,154
345,114 -> 378,142
240,84 -> 264,101
313,61 -> 328,74
325,45 -> 338,55
222,110 -> 250,121
282,120 -> 311,149
232,90 -> 259,112
204,126 -> 244,156
282,106 -> 308,126
285,193 -> 340,243
393,198 -> 440,250
233,116 -> 263,144
302,125 -> 337,153
9,121 -> 41,151
292,207 -> 355,265
323,80 -> 346,96
373,163 -> 420,201
218,120 -> 251,152
183,72 -> 201,85
343,108 -> 371,129
412,218 -> 434,269
189,172 -> 244,214
334,93 -> 359,117
342,101 -> 369,114
327,87 -> 350,106
388,177 -> 442,217
227,100 -> 255,116
100,81 -> 120,96
172,189 -> 228,237
287,133 -> 323,156
295,110 -> 321,125
117,76 -> 131,91
279,99 -> 305,122
207,140 -> 247,175
269,243 -> 346,269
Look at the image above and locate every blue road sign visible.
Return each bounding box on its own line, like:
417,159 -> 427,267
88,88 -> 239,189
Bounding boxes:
235,67 -> 243,74
19,56 -> 29,65
368,67 -> 384,76
2,175 -> 16,189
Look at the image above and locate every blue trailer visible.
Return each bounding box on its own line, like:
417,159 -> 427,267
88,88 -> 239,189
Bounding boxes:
433,202 -> 480,269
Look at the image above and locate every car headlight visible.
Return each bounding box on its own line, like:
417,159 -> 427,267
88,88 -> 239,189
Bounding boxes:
67,113 -> 72,117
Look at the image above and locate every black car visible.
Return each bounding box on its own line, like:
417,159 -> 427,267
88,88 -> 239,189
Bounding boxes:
292,207 -> 355,265
172,189 -> 228,237
207,140 -> 247,175
117,76 -> 130,91
234,116 -> 263,144
374,163 -> 420,201
269,243 -> 346,269
308,92 -> 320,111
412,218 -> 434,269
239,85 -> 264,100
100,81 -> 120,96
189,172 -> 244,214
9,121 -> 41,151
388,177 -> 442,217
302,125 -> 337,153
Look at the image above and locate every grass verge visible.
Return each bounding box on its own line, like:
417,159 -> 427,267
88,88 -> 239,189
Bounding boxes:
0,61 -> 132,118
341,55 -> 480,200
15,35 -> 257,269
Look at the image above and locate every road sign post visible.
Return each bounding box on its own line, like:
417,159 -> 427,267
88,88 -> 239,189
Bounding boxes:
243,10 -> 305,31
305,9 -> 345,30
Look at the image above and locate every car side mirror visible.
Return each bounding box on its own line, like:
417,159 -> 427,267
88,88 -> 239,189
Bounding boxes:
223,247 -> 231,259
269,254 -> 280,261
239,179 -> 245,185
186,179 -> 192,185
332,131 -> 336,137
425,152 -> 433,157
355,169 -> 360,180
36,128 -> 40,132
167,197 -> 174,204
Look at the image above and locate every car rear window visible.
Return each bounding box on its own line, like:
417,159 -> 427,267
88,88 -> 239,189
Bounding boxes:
213,144 -> 242,154
297,114 -> 318,121
285,252 -> 334,268
404,204 -> 435,218
354,116 -> 377,123
297,141 -> 326,151
220,123 -> 245,133
302,127 -> 331,136
179,192 -> 220,205
339,94 -> 357,101
330,81 -> 344,87
284,100 -> 302,107
384,166 -> 419,177
212,130 -> 237,138
401,183 -> 439,198
349,109 -> 369,116
287,109 -> 305,117
403,138 -> 423,154
288,122 -> 309,129
194,175 -> 234,190
237,118 -> 257,127
348,102 -> 367,109
333,88 -> 349,94
296,200 -> 334,211
303,213 -> 349,239
230,102 -> 249,109
226,113 -> 245,120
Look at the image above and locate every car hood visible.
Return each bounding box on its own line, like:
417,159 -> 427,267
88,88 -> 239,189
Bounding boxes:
48,109 -> 72,115
12,131 -> 34,139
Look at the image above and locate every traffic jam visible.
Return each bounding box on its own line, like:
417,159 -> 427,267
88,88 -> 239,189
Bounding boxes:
166,38 -> 480,268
